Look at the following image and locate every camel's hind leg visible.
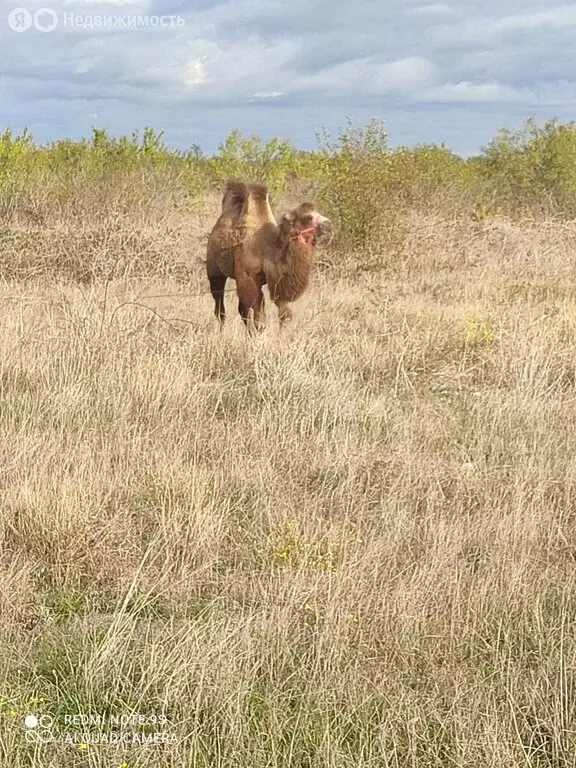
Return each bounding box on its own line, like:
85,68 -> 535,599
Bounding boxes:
209,273 -> 227,327
236,272 -> 266,333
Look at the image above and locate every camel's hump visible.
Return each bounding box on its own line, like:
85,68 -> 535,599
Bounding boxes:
224,180 -> 269,200
221,180 -> 271,220
245,181 -> 269,200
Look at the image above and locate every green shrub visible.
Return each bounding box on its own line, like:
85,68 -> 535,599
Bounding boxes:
309,118 -> 407,258
478,117 -> 576,216
205,129 -> 300,198
1,115 -> 576,250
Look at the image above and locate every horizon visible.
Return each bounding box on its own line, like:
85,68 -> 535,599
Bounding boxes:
0,114 -> 564,160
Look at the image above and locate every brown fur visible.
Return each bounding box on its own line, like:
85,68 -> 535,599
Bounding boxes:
206,181 -> 334,332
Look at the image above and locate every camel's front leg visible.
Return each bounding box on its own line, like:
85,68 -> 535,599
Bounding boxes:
274,300 -> 293,328
236,271 -> 266,333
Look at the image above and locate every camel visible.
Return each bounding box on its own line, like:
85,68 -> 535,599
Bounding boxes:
206,180 -> 334,331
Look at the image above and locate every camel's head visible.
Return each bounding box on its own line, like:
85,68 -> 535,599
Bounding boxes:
280,203 -> 334,249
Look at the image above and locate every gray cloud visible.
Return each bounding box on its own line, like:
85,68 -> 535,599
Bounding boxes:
1,0 -> 575,155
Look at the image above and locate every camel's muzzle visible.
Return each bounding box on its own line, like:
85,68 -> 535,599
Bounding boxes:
290,214 -> 334,246
315,218 -> 334,247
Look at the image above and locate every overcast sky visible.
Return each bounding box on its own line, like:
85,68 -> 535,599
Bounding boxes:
1,0 -> 575,156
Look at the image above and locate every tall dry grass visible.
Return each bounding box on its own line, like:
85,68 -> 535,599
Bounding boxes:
0,189 -> 576,766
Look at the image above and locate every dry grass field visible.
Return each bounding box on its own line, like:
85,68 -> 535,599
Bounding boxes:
1,190 -> 576,767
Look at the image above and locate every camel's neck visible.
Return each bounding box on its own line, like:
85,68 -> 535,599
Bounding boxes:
282,238 -> 315,266
271,238 -> 315,303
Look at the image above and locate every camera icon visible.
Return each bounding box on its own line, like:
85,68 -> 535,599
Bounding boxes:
24,714 -> 54,744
